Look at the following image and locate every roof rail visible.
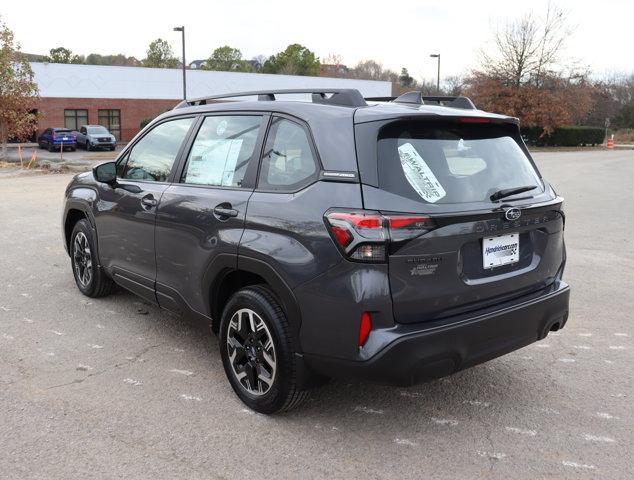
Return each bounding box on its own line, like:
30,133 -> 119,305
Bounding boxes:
366,91 -> 477,110
174,89 -> 368,109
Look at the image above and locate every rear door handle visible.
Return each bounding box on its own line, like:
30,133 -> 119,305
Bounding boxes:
141,195 -> 158,209
213,203 -> 239,219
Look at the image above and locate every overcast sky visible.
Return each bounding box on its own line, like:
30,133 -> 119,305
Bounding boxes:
3,0 -> 631,81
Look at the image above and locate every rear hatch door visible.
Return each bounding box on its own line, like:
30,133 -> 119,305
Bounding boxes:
357,118 -> 565,324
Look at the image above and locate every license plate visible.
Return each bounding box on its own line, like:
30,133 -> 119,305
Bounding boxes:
483,233 -> 519,269
62,137 -> 68,141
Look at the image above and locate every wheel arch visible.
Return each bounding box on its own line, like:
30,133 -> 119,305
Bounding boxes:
207,256 -> 302,346
63,195 -> 97,256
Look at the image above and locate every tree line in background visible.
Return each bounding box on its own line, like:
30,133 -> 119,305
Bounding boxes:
2,3 -> 634,153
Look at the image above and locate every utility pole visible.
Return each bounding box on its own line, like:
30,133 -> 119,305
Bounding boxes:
430,53 -> 440,94
173,26 -> 186,100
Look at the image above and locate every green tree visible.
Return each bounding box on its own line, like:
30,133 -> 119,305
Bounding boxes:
0,17 -> 39,158
204,45 -> 252,72
262,44 -> 320,76
399,68 -> 414,87
85,53 -> 142,67
143,39 -> 179,68
44,47 -> 83,64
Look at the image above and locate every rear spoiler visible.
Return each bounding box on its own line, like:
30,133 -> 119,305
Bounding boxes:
365,91 -> 477,110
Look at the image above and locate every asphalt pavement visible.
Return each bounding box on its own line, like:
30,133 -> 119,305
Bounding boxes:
0,150 -> 632,479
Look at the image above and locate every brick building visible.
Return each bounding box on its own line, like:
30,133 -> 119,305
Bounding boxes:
31,63 -> 391,143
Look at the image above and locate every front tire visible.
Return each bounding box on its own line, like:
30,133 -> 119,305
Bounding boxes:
219,286 -> 309,414
70,219 -> 116,297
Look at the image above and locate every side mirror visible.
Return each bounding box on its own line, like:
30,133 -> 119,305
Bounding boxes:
93,161 -> 117,185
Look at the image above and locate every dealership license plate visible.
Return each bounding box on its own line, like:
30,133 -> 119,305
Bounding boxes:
483,233 -> 519,269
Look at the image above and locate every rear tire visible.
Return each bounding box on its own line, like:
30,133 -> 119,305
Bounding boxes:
219,286 -> 309,414
86,142 -> 92,151
70,219 -> 116,297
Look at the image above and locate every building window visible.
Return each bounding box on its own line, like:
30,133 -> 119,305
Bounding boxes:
98,109 -> 121,141
64,109 -> 88,131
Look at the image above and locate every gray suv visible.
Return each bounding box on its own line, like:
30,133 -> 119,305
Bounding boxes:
75,125 -> 117,151
62,89 -> 570,413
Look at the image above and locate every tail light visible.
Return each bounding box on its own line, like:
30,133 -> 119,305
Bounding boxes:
459,117 -> 491,124
324,210 -> 435,262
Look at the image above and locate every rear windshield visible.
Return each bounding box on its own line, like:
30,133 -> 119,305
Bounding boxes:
377,121 -> 542,205
54,129 -> 72,134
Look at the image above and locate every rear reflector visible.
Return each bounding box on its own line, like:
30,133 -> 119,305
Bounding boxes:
358,312 -> 372,347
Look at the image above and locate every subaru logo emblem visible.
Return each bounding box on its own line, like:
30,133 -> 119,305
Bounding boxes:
504,207 -> 521,221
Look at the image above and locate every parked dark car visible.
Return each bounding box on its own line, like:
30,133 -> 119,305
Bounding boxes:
38,128 -> 76,152
75,125 -> 117,151
62,89 -> 570,413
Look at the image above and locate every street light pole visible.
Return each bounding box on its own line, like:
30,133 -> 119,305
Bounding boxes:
430,53 -> 440,94
173,26 -> 186,100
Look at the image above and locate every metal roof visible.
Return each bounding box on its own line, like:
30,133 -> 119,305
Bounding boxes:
31,62 -> 392,100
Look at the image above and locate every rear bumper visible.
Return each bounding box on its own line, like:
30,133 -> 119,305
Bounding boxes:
303,281 -> 570,386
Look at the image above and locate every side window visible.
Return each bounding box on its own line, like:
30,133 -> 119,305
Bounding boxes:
181,115 -> 262,187
258,117 -> 319,191
121,117 -> 194,182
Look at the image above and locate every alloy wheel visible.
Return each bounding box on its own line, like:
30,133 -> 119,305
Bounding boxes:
226,308 -> 277,396
73,231 -> 93,287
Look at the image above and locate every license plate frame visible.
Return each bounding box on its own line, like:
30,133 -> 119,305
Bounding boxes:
483,233 -> 520,269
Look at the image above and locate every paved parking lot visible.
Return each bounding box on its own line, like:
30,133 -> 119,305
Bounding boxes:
0,150 -> 632,479
1,145 -> 118,171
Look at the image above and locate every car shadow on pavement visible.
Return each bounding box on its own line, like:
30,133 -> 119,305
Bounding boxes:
104,289 -> 545,425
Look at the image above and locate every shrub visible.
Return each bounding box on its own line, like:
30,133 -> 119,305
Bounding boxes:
521,126 -> 605,147
139,117 -> 155,129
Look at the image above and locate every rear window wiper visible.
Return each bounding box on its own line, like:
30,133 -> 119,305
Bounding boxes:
490,185 -> 537,202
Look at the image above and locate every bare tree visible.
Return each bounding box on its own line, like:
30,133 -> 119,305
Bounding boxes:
323,53 -> 343,66
351,60 -> 389,81
443,75 -> 465,96
480,2 -> 573,87
320,53 -> 349,78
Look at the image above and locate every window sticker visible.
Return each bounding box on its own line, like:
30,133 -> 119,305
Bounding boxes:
397,142 -> 446,203
216,120 -> 228,136
186,139 -> 243,186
